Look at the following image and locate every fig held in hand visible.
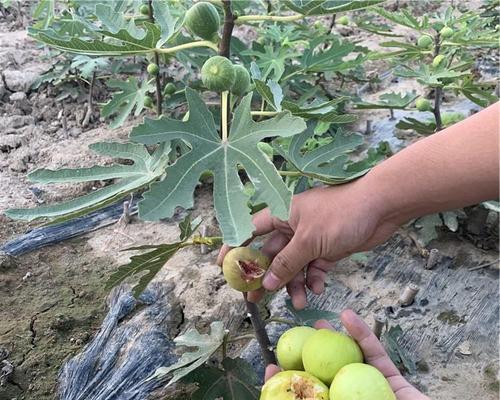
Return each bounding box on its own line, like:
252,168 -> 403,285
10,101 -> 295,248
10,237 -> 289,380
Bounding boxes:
260,370 -> 329,400
222,247 -> 269,291
277,326 -> 316,371
302,329 -> 363,385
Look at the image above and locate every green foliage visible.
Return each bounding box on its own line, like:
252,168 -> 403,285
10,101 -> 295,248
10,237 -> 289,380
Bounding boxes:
5,142 -> 170,223
102,78 -> 155,128
183,358 -> 260,400
354,92 -> 419,110
130,88 -> 306,246
284,0 -> 385,16
285,298 -> 338,327
150,321 -> 226,386
383,326 -> 417,375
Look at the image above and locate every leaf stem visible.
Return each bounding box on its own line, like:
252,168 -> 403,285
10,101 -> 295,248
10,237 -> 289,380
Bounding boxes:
265,317 -> 298,326
250,111 -> 278,117
227,333 -> 256,342
236,13 -> 304,24
221,91 -> 229,141
157,40 -> 219,54
278,170 -> 302,177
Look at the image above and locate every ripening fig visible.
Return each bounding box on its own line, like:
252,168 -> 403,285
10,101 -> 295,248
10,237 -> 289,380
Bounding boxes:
139,4 -> 149,15
337,16 -> 349,26
432,54 -> 446,68
330,363 -> 396,400
416,98 -> 432,112
302,329 -> 363,385
417,35 -> 433,48
440,26 -> 454,38
147,63 -> 159,76
222,247 -> 270,291
276,326 -> 316,371
260,370 -> 329,400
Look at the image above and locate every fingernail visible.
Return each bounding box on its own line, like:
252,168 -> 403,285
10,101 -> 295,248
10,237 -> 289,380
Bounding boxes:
263,272 -> 280,291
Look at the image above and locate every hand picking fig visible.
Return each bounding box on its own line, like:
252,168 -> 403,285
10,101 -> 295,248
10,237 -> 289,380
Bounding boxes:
222,247 -> 269,292
277,326 -> 316,371
260,370 -> 329,400
302,329 -> 363,386
330,363 -> 396,400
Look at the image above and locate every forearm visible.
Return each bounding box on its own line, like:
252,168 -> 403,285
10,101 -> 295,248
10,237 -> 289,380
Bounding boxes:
366,102 -> 499,226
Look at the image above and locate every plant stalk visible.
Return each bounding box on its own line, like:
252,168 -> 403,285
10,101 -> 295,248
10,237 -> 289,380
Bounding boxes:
148,0 -> 162,116
433,33 -> 443,131
236,13 -> 303,24
244,293 -> 277,365
157,40 -> 219,54
221,91 -> 229,141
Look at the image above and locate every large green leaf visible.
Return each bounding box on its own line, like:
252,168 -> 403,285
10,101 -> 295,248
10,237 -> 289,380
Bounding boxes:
130,88 -> 306,246
95,3 -> 146,40
150,321 -> 226,386
373,6 -> 428,30
275,124 -> 371,184
183,358 -> 260,400
301,37 -> 364,73
29,22 -> 161,56
394,65 -> 468,87
282,97 -> 356,122
284,0 -> 385,16
354,92 -> 418,110
152,0 -> 184,47
5,142 -> 170,222
101,77 -> 155,129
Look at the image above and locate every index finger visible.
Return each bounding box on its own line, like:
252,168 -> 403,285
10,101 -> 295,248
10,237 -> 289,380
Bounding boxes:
216,208 -> 278,265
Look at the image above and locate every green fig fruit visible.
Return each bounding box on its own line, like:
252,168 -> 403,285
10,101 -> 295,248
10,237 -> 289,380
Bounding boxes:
147,63 -> 159,76
302,329 -> 363,385
415,98 -> 432,111
440,26 -> 454,38
417,35 -> 433,48
337,16 -> 349,26
276,326 -> 316,371
330,363 -> 396,400
139,4 -> 150,15
432,54 -> 446,68
222,247 -> 269,291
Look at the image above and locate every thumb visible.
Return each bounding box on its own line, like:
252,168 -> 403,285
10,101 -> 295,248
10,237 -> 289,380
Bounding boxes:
262,234 -> 315,291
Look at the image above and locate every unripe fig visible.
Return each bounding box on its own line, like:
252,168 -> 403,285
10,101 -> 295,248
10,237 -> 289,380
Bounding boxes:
440,26 -> 454,38
201,56 -> 235,92
222,247 -> 269,291
164,82 -> 176,95
143,95 -> 153,108
230,65 -> 251,97
314,20 -> 323,29
415,98 -> 432,111
302,329 -> 363,385
337,16 -> 349,26
260,370 -> 329,400
417,35 -> 433,48
277,326 -> 316,371
432,54 -> 446,68
330,363 -> 396,400
147,63 -> 159,76
139,4 -> 150,15
185,1 -> 220,42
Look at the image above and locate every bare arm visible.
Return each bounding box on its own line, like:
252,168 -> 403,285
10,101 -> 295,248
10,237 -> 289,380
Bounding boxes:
371,102 -> 499,227
218,103 -> 499,309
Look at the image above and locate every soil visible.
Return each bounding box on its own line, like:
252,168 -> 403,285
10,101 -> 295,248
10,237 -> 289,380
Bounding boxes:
0,2 -> 498,400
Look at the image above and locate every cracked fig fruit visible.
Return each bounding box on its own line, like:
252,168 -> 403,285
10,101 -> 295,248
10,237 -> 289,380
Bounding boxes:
302,329 -> 363,385
260,370 -> 329,400
222,247 -> 269,291
330,363 -> 396,400
277,326 -> 316,371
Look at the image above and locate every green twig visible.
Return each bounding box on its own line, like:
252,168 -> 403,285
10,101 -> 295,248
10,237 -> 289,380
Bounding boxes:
236,13 -> 304,24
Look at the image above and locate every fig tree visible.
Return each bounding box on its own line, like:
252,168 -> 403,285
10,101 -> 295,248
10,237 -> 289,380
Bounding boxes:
185,1 -> 220,42
260,370 -> 329,400
337,16 -> 349,26
222,247 -> 269,291
417,35 -> 433,48
415,98 -> 432,111
302,329 -> 363,385
330,363 -> 396,400
276,326 -> 316,371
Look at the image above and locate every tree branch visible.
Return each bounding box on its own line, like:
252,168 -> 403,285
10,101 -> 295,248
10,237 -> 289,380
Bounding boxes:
433,33 -> 442,132
148,0 -> 162,116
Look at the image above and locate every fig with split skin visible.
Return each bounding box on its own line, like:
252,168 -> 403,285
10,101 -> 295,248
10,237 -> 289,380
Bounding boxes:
260,370 -> 329,400
302,329 -> 363,385
222,247 -> 270,291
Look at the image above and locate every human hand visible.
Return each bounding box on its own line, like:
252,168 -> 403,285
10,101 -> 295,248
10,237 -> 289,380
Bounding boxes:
217,178 -> 399,309
264,310 -> 431,400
